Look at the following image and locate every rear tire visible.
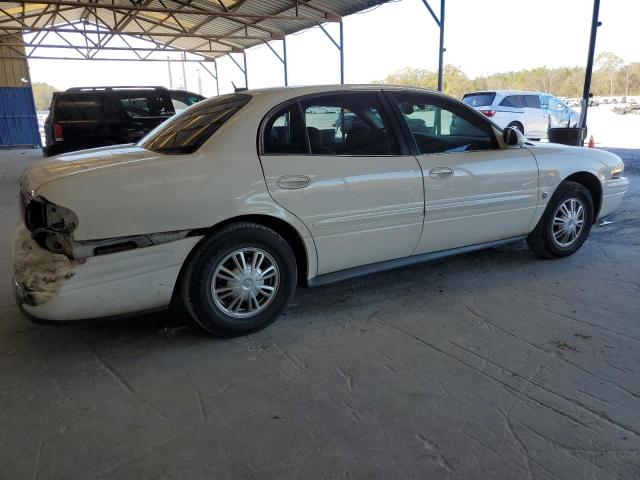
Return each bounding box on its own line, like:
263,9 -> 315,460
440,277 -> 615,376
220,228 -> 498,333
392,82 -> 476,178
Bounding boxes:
507,121 -> 524,134
527,181 -> 594,259
180,223 -> 297,337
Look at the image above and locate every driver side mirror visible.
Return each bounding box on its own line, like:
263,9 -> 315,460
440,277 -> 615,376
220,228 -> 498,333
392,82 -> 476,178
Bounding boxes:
503,126 -> 525,147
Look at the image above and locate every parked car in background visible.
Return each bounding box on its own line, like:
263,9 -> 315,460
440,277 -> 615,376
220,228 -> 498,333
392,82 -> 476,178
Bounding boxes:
43,86 -> 204,156
15,85 -> 627,337
462,90 -> 581,140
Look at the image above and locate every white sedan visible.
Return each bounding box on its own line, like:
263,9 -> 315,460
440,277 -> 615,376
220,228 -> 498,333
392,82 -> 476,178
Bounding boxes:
14,85 -> 628,336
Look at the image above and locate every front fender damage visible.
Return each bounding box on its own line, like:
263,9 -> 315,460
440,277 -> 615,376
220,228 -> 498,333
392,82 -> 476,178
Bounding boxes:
13,224 -> 85,306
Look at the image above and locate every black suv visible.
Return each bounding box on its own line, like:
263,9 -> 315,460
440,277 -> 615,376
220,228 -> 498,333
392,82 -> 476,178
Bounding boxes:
43,86 -> 204,156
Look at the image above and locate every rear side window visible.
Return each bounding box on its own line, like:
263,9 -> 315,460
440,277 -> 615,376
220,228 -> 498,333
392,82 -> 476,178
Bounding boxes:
462,92 -> 496,107
54,94 -> 105,121
263,103 -> 307,154
262,92 -> 400,156
499,95 -> 524,108
301,92 -> 399,155
523,95 -> 541,108
139,94 -> 250,154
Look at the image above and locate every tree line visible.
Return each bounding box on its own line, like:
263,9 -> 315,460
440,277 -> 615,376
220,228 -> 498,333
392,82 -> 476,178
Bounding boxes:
376,52 -> 640,99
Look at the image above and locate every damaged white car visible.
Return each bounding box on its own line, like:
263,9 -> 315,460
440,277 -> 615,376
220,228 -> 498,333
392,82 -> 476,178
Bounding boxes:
14,85 -> 629,336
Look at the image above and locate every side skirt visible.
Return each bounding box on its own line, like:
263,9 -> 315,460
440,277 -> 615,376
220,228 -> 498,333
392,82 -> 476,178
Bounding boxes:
307,236 -> 526,287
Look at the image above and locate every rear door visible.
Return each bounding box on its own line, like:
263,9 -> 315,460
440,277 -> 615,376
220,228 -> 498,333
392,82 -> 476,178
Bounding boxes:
258,91 -> 424,275
389,91 -> 539,254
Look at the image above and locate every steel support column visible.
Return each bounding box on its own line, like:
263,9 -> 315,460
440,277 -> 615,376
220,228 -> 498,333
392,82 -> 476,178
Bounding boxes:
421,0 -> 445,91
226,51 -> 248,89
579,0 -> 600,137
265,37 -> 288,86
283,37 -> 288,86
318,20 -> 344,84
199,59 -> 219,96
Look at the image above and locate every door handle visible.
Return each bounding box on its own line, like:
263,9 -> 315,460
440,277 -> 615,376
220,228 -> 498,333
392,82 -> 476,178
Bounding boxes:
429,167 -> 454,179
277,175 -> 311,189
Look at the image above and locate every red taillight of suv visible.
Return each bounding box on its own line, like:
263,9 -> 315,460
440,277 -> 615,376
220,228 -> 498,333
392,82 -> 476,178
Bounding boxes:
53,123 -> 64,142
480,110 -> 496,117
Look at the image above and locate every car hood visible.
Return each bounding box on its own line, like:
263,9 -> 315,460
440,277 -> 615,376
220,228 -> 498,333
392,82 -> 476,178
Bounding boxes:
526,142 -> 623,169
22,144 -> 163,195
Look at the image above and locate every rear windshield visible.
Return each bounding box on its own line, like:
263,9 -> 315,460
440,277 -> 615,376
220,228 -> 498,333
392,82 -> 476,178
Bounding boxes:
462,92 -> 496,107
54,93 -> 104,121
139,94 -> 251,154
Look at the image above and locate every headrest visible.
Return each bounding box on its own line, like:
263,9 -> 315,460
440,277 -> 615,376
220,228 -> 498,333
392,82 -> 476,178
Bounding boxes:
306,127 -> 323,149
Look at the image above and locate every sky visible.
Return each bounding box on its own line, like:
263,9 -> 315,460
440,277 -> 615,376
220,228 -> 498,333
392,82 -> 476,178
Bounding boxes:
26,0 -> 640,97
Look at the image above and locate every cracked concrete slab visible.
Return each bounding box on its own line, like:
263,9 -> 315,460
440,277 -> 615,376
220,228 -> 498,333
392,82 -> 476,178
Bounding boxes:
0,148 -> 638,479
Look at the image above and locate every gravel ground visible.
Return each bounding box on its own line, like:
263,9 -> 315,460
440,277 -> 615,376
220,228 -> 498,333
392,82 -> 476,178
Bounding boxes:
603,148 -> 640,174
0,149 -> 639,480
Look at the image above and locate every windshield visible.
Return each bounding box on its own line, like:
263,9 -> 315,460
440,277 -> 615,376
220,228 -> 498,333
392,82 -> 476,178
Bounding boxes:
139,94 -> 251,154
462,92 -> 496,107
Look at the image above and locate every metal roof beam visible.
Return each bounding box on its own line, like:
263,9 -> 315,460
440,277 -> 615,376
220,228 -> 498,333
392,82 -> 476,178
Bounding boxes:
17,1 -> 337,22
0,54 -> 214,61
0,41 -> 229,54
0,27 -> 275,41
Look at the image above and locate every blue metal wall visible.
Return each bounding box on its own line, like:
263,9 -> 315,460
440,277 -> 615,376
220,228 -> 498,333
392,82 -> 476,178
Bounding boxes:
0,87 -> 41,148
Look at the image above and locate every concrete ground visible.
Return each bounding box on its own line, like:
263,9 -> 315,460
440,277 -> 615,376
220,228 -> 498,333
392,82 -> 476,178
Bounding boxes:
0,148 -> 639,480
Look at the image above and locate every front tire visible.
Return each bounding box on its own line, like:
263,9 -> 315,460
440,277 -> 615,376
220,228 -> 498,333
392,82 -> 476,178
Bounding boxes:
527,181 -> 594,259
180,223 -> 297,337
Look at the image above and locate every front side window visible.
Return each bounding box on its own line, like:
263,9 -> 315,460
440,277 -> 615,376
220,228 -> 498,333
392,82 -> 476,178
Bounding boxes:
392,92 -> 496,155
140,94 -> 250,154
546,96 -> 566,111
301,93 -> 399,155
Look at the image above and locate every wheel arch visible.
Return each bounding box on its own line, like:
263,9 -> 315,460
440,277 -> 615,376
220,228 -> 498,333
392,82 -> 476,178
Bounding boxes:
562,171 -> 602,221
186,214 -> 312,288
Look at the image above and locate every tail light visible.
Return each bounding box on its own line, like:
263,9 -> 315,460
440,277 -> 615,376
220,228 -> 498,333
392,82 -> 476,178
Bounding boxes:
480,110 -> 496,117
53,122 -> 64,142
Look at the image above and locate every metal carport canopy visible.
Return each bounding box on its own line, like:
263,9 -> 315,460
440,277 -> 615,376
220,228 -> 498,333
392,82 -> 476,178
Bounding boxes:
0,1 -> 395,87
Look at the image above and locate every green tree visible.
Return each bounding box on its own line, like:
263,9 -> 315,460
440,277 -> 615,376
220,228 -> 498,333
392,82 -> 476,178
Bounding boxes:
617,63 -> 639,97
31,82 -> 57,110
595,52 -> 623,97
376,57 -> 640,99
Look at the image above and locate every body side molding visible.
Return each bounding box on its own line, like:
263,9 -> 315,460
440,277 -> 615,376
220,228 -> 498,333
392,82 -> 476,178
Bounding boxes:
307,236 -> 526,287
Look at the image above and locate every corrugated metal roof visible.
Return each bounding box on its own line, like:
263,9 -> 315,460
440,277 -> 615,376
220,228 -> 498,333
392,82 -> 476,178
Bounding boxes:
0,33 -> 29,86
0,1 -> 390,61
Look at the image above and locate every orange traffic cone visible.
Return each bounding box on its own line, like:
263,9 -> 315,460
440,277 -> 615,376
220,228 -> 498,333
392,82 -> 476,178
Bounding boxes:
587,135 -> 595,148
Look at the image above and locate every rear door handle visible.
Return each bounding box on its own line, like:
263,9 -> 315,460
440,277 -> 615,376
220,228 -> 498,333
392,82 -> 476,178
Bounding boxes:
429,167 -> 454,179
277,175 -> 311,189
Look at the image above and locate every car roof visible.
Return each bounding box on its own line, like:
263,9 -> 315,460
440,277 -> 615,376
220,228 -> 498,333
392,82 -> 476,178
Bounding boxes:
466,90 -> 546,96
237,83 -> 440,97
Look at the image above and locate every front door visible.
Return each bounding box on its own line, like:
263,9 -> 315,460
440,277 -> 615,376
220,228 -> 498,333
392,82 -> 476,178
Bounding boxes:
258,91 -> 424,275
523,94 -> 548,138
388,91 -> 540,254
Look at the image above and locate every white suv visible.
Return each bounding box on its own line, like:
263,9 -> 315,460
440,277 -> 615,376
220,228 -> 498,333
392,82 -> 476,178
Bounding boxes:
462,90 -> 581,140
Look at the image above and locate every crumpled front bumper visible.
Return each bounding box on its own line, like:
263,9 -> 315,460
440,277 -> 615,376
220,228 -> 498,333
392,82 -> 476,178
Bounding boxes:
13,223 -> 202,322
